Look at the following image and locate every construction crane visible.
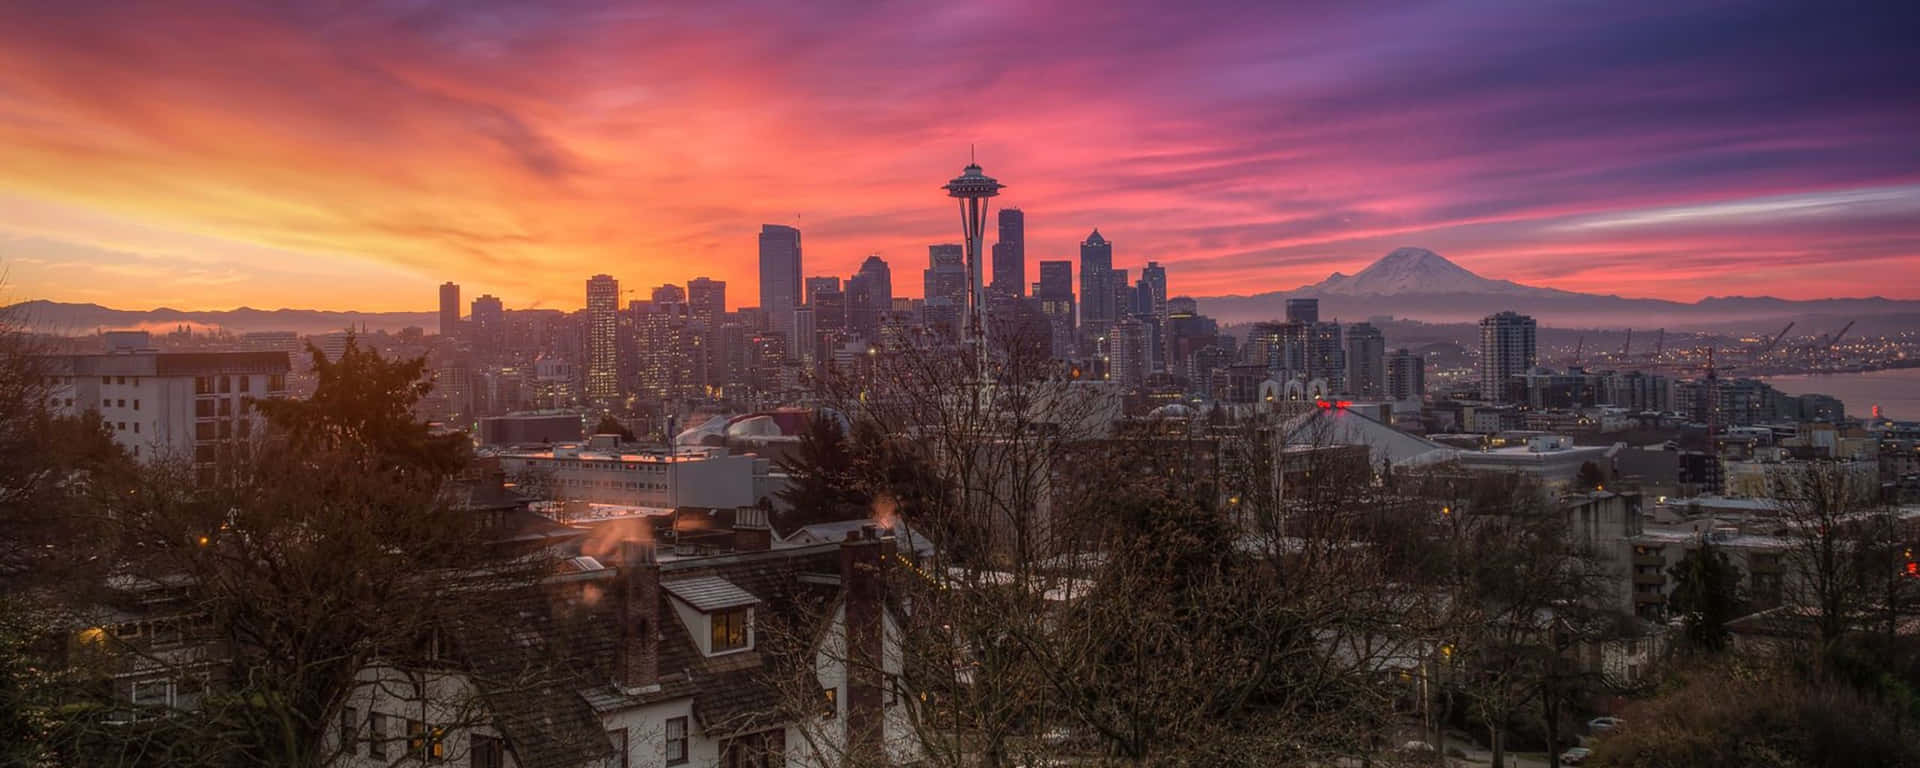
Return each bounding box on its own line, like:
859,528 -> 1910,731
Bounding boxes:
1621,328 -> 1632,359
1825,320 -> 1854,350
1754,321 -> 1793,361
1571,335 -> 1584,367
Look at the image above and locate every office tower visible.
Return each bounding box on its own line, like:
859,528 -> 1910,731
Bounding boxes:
846,255 -> 893,340
1285,298 -> 1319,325
1480,310 -> 1537,402
792,306 -> 816,367
1387,348 -> 1427,401
1034,260 -> 1076,359
991,208 -> 1025,298
811,286 -> 846,335
1079,230 -> 1114,338
758,224 -> 803,355
1162,298 -> 1218,387
687,277 -> 726,327
1344,322 -> 1386,397
439,282 -> 461,337
1243,322 -> 1287,371
1139,261 -> 1167,319
469,294 -> 504,354
585,274 -> 621,402
923,244 -> 968,339
943,159 -> 1004,359
1109,268 -> 1130,341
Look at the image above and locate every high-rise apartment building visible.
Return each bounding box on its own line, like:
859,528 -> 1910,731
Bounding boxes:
469,294 -> 504,353
1479,311 -> 1537,402
1344,322 -> 1386,398
1139,262 -> 1167,319
1307,322 -> 1346,393
758,224 -> 803,355
923,244 -> 968,339
1387,348 -> 1427,401
687,277 -> 726,327
990,208 -> 1025,297
439,282 -> 461,337
585,274 -> 621,402
45,347 -> 291,482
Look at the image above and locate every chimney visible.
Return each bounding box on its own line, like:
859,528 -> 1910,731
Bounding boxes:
732,507 -> 773,552
839,530 -> 888,762
616,540 -> 661,693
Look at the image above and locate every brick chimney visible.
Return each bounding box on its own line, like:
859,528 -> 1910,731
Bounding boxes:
616,540 -> 661,693
732,507 -> 773,552
839,527 -> 888,762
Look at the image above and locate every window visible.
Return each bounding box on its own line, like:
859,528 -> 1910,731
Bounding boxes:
431,726 -> 447,760
408,720 -> 425,757
117,399 -> 125,408
473,734 -> 505,768
117,422 -> 126,431
369,714 -> 388,759
116,376 -> 125,385
218,376 -> 232,394
197,422 -> 217,440
131,679 -> 170,707
218,399 -> 232,416
340,706 -> 358,757
102,376 -> 111,386
711,608 -> 749,652
195,400 -> 216,418
133,399 -> 140,410
665,717 -> 688,765
606,729 -> 628,768
102,398 -> 110,409
195,377 -> 212,395
133,423 -> 140,434
822,687 -> 838,719
239,376 -> 251,393
269,374 -> 286,392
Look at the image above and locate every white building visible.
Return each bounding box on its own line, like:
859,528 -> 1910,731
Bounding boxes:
44,349 -> 291,475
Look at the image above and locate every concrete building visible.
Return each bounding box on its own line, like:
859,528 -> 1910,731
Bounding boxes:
990,208 -> 1025,298
1386,348 -> 1426,401
1344,322 -> 1386,398
439,281 -> 460,338
1479,311 -> 1536,402
45,348 -> 292,477
585,274 -> 621,403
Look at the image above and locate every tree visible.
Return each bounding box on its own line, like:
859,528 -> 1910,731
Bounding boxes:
253,334 -> 469,475
1667,536 -> 1744,653
1767,461 -> 1897,660
45,335 -> 546,767
1576,461 -> 1605,490
591,413 -> 634,441
774,410 -> 869,531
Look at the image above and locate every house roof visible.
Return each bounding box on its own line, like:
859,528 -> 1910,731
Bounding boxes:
663,575 -> 762,612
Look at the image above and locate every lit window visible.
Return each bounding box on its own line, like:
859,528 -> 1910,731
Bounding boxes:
822,687 -> 838,718
711,609 -> 749,653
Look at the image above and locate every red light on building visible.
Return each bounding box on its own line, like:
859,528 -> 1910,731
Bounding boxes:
1336,400 -> 1353,409
1316,400 -> 1332,409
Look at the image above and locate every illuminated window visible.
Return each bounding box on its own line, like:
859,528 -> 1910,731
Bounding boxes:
711,608 -> 749,653
665,717 -> 688,765
408,720 -> 425,756
822,687 -> 838,719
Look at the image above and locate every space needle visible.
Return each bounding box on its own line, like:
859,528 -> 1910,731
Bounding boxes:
942,152 -> 1003,374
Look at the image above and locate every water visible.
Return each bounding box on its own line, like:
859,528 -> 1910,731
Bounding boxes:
1764,367 -> 1920,421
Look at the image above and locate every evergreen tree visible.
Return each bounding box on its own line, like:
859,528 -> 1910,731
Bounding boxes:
774,411 -> 869,530
1668,536 -> 1745,653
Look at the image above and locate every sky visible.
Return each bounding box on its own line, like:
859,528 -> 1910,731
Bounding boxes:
1,0 -> 1917,312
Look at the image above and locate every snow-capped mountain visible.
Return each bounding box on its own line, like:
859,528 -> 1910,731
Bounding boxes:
1306,247 -> 1564,297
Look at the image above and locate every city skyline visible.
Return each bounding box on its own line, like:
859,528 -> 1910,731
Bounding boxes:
3,1 -> 1917,312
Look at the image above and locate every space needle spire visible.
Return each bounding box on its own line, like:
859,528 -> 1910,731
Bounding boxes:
942,154 -> 1004,375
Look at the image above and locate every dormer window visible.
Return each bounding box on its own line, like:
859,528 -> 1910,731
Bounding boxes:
712,608 -> 749,653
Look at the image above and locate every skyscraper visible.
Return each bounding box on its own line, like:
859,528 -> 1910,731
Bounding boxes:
923,244 -> 968,338
1285,298 -> 1318,325
1306,321 -> 1346,393
439,282 -> 461,337
1480,310 -> 1537,402
758,224 -> 803,355
687,277 -> 726,328
1034,260 -> 1076,359
585,274 -> 621,403
846,255 -> 893,340
1387,348 -> 1427,401
1079,230 -> 1113,338
469,294 -> 504,353
990,208 -> 1025,298
1344,322 -> 1387,397
651,283 -> 686,306
804,276 -> 841,304
1139,261 -> 1167,319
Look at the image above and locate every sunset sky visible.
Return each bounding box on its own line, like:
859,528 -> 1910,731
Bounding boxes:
2,0 -> 1916,312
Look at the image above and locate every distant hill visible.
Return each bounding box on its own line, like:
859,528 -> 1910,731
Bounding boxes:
3,300 -> 440,336
1198,248 -> 1920,332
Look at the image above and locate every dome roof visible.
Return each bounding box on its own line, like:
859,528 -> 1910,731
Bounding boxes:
1149,403 -> 1195,419
725,415 -> 781,439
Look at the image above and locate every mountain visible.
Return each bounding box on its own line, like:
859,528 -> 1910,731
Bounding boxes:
1198,248 -> 1920,331
1311,247 -> 1570,298
2,300 -> 441,336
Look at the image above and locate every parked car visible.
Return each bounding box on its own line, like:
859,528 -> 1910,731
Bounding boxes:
1560,746 -> 1593,764
1587,716 -> 1624,733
